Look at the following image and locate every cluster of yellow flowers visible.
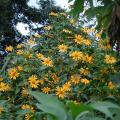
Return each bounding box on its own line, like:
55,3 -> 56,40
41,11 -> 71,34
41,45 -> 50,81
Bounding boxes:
74,35 -> 91,46
58,44 -> 68,53
49,12 -> 58,17
44,25 -> 53,31
5,45 -> 14,52
1,11 -> 119,118
36,53 -> 53,67
98,39 -> 111,50
8,67 -> 20,80
63,29 -> 72,34
69,50 -> 93,63
82,27 -> 96,34
28,75 -> 39,88
80,68 -> 90,76
0,82 -> 11,92
42,57 -> 53,67
105,55 -> 116,64
108,82 -> 115,89
21,104 -> 34,112
0,107 -> 4,114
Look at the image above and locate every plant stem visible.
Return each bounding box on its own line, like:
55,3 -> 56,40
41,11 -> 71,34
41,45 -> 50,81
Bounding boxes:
0,56 -> 11,74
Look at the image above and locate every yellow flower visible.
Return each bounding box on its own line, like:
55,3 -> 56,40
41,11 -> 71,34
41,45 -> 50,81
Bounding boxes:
70,74 -> 81,84
62,81 -> 71,91
5,45 -> 13,52
83,39 -> 91,46
80,68 -> 90,75
62,29 -> 72,33
100,68 -> 108,74
69,19 -> 75,24
21,88 -> 28,96
17,66 -> 23,71
84,54 -> 93,63
34,33 -> 42,38
28,39 -> 36,45
25,113 -> 34,120
0,82 -> 11,92
0,76 -> 3,81
51,73 -> 59,83
73,100 -> 80,105
0,107 -> 4,113
39,79 -> 44,85
21,104 -> 34,112
28,75 -> 39,88
74,35 -> 84,44
25,113 -> 31,120
8,68 -> 19,80
42,57 -> 53,67
56,87 -> 66,99
49,12 -> 58,16
21,104 -> 31,110
69,51 -> 84,61
17,44 -> 24,49
24,53 -> 33,59
16,50 -> 23,55
95,33 -> 101,39
36,53 -> 44,59
58,44 -> 68,52
81,78 -> 90,85
42,87 -> 51,94
82,27 -> 92,34
98,40 -> 111,50
44,25 -> 53,30
28,54 -> 33,59
108,82 -> 115,89
105,55 -> 116,64
60,12 -> 67,16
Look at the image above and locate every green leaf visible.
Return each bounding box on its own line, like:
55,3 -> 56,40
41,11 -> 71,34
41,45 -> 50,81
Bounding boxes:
35,112 -> 42,120
89,0 -> 94,7
67,101 -> 93,119
16,110 -> 30,115
101,32 -> 107,39
46,114 -> 57,120
70,0 -> 84,18
30,91 -> 67,120
68,0 -> 73,2
75,111 -> 106,120
89,102 -> 120,119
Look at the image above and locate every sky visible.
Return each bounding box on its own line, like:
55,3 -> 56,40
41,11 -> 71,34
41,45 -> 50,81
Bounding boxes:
28,0 -> 69,9
16,0 -> 69,35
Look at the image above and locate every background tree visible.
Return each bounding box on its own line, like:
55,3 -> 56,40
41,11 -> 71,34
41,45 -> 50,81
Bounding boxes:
69,0 -> 120,52
0,0 -> 62,53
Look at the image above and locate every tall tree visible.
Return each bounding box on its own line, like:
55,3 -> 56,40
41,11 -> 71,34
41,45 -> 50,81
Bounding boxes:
0,0 -> 62,53
69,0 -> 120,52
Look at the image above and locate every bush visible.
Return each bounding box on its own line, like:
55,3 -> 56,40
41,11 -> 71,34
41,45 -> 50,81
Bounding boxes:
0,12 -> 120,119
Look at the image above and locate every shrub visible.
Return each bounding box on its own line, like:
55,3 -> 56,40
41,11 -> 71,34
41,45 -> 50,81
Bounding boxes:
0,12 -> 120,119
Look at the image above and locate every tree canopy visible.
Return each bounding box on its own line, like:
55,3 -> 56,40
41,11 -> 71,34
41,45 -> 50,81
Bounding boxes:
0,0 -> 62,54
70,0 -> 120,52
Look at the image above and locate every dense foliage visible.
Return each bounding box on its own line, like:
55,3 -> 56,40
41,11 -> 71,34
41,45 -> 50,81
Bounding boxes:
69,0 -> 120,52
0,12 -> 120,119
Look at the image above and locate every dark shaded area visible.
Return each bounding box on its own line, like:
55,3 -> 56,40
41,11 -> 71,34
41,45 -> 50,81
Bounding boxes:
0,0 -> 62,55
108,4 -> 120,52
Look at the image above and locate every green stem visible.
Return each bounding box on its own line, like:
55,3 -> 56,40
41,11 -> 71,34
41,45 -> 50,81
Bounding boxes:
0,56 -> 11,74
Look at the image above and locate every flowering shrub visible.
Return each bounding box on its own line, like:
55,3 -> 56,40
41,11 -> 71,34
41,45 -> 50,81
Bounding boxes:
0,12 -> 120,119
